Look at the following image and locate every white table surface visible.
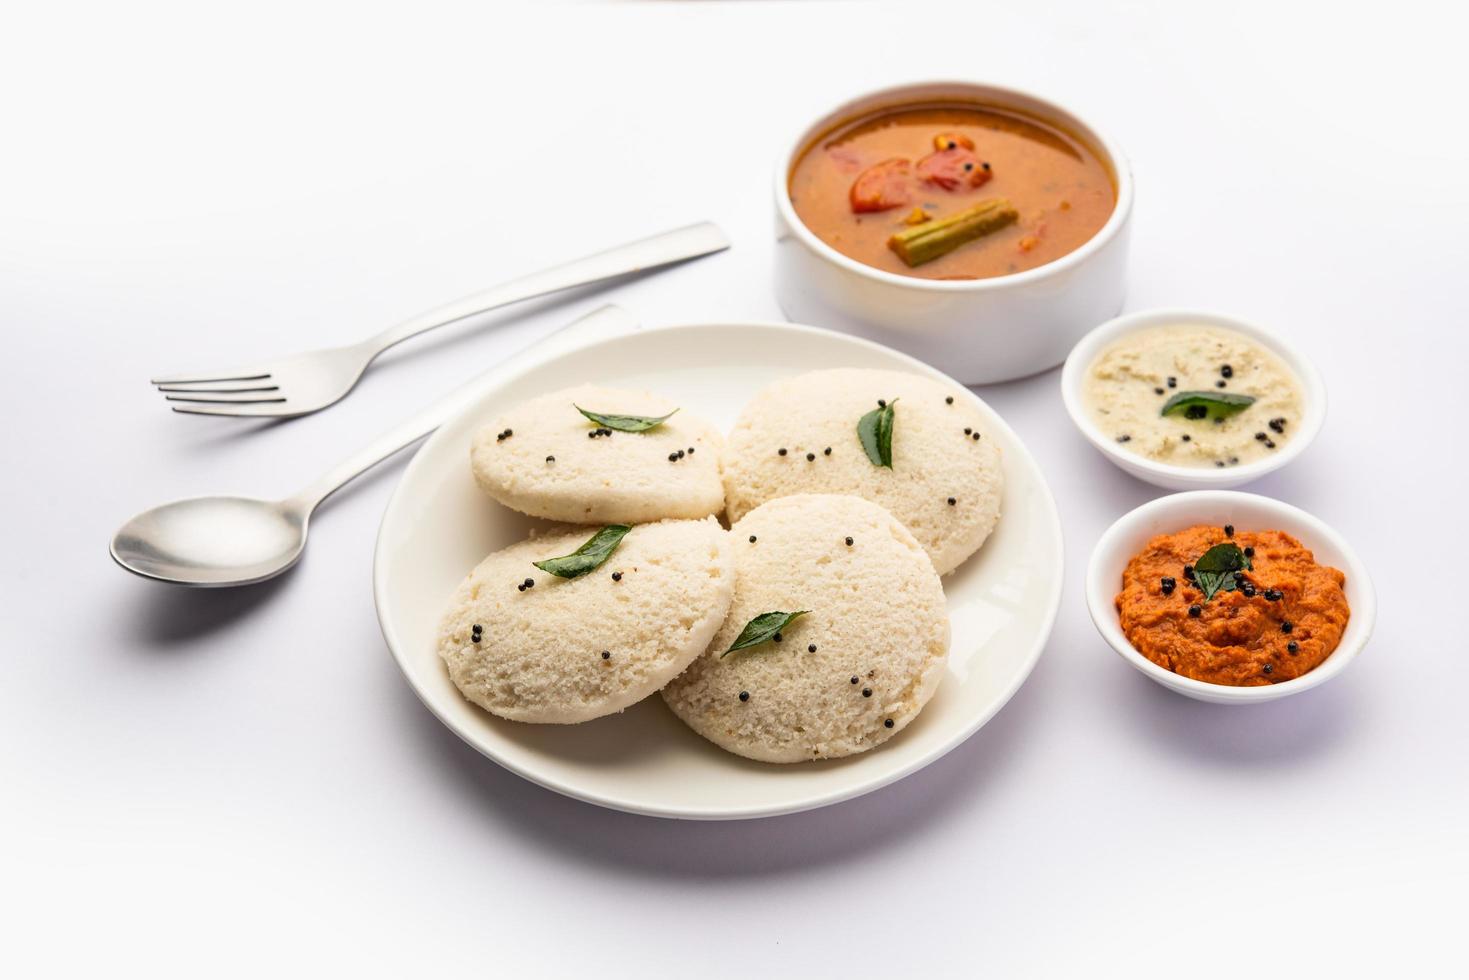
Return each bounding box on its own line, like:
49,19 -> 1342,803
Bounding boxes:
4,1 -> 1463,975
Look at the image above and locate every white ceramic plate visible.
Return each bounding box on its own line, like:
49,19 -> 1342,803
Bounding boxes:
374,317 -> 1063,819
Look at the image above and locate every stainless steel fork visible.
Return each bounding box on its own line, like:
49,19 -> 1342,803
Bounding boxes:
150,221 -> 729,418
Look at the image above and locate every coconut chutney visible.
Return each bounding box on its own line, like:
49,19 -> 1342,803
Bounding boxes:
1083,324 -> 1304,468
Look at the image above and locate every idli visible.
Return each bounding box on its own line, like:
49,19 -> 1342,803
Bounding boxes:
721,368 -> 1003,575
471,384 -> 725,524
438,517 -> 733,724
661,494 -> 950,762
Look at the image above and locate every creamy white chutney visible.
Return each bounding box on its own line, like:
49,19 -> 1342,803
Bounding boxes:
1082,324 -> 1304,468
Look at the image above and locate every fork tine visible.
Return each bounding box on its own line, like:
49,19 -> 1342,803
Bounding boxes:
149,370 -> 272,385
170,401 -> 297,418
155,383 -> 279,394
165,393 -> 288,405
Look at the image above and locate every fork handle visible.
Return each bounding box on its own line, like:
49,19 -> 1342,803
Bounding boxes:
360,222 -> 727,357
284,304 -> 642,515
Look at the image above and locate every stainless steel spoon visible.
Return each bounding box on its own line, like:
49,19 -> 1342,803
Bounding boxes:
111,305 -> 639,587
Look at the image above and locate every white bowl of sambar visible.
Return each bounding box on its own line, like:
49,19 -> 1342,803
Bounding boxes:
774,80 -> 1133,385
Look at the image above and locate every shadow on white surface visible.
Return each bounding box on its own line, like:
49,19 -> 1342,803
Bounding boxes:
161,415 -> 296,451
116,574 -> 294,648
390,664 -> 1049,879
1111,664 -> 1361,770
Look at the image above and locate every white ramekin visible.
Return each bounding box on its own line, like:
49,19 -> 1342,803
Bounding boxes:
1061,309 -> 1327,491
1085,491 -> 1375,704
773,80 -> 1133,385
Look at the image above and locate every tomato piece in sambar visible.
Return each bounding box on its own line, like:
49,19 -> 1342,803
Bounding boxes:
848,158 -> 912,213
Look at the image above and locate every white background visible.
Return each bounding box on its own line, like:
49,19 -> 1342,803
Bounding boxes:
3,1 -> 1464,976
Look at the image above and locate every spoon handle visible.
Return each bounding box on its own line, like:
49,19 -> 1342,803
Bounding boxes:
361,222 -> 726,357
285,304 -> 642,515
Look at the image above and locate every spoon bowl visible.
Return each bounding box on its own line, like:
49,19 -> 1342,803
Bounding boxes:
110,496 -> 308,587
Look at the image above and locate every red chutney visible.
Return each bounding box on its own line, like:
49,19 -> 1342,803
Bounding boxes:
1116,525 -> 1349,686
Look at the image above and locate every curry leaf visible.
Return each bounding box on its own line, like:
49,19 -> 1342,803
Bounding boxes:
1192,542 -> 1253,602
532,525 -> 632,578
575,405 -> 678,432
721,610 -> 809,658
1160,390 -> 1256,422
857,399 -> 897,468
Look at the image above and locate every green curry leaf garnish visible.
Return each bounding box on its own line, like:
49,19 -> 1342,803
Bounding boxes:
532,525 -> 632,579
1193,542 -> 1253,602
575,406 -> 678,432
857,399 -> 897,468
721,610 -> 809,658
1160,390 -> 1256,422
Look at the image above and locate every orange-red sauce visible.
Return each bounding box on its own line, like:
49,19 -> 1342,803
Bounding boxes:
1117,526 -> 1349,686
789,103 -> 1116,280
